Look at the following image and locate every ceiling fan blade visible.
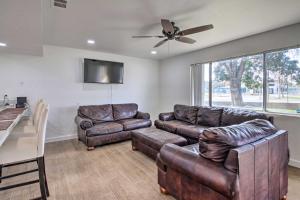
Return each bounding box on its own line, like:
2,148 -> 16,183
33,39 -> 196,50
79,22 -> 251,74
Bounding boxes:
132,35 -> 165,38
154,39 -> 168,48
161,19 -> 174,34
178,24 -> 213,36
175,37 -> 196,44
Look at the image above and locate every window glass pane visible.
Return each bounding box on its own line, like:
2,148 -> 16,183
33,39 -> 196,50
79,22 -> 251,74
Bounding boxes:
211,54 -> 263,110
202,63 -> 210,106
266,47 -> 300,114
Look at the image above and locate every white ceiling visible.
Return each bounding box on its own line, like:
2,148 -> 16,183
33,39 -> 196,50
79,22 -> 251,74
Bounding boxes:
1,0 -> 300,59
0,0 -> 42,56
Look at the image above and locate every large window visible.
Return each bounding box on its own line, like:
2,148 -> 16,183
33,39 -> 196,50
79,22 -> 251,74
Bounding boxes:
196,46 -> 300,115
202,63 -> 210,106
212,54 -> 263,110
266,48 -> 300,114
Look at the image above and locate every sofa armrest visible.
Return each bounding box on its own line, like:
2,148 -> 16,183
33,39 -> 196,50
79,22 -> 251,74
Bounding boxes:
136,111 -> 150,120
160,144 -> 236,197
75,116 -> 93,130
159,112 -> 175,121
268,116 -> 274,124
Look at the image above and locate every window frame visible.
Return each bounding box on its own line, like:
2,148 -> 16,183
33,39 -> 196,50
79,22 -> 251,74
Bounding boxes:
192,44 -> 300,116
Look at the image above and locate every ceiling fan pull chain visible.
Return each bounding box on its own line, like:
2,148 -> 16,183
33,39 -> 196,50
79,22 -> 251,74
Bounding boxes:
168,40 -> 170,56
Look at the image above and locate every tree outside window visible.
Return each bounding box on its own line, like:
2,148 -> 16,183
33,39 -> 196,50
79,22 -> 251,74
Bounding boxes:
266,49 -> 300,113
206,47 -> 300,114
212,54 -> 263,109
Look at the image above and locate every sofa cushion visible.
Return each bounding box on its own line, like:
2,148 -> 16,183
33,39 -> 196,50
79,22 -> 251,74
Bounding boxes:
197,106 -> 223,127
176,125 -> 209,140
113,103 -> 138,120
174,104 -> 198,124
199,119 -> 277,162
86,122 -> 123,137
221,107 -> 268,126
155,120 -> 191,133
78,104 -> 113,123
117,119 -> 151,131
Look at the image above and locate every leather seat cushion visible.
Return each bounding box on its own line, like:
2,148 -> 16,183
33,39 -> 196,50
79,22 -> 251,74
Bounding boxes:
197,106 -> 223,127
112,103 -> 138,120
199,119 -> 277,162
78,104 -> 113,123
221,107 -> 268,126
176,125 -> 209,140
86,122 -> 123,137
117,119 -> 151,131
155,120 -> 191,133
174,104 -> 198,124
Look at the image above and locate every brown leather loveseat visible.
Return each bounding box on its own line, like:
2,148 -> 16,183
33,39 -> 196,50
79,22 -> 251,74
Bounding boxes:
157,119 -> 289,200
155,104 -> 273,144
75,103 -> 151,150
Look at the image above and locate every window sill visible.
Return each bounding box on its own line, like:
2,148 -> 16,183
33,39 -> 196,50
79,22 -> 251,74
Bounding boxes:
259,111 -> 300,118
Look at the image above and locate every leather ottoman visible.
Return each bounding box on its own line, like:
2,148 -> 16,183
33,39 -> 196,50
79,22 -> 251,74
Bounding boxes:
131,127 -> 187,160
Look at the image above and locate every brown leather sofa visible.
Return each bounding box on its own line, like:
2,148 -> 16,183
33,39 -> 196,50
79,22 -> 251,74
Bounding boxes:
157,119 -> 289,200
155,104 -> 273,144
75,103 -> 151,150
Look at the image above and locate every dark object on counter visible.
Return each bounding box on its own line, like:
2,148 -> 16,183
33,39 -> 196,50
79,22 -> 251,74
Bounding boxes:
16,97 -> 27,108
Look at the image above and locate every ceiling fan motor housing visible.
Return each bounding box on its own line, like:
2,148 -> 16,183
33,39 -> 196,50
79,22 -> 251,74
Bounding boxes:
162,22 -> 180,40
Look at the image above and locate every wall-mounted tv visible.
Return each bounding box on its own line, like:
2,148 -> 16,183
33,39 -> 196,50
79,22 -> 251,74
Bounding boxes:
84,58 -> 124,84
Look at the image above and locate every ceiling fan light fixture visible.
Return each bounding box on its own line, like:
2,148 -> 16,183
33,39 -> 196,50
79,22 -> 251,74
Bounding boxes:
151,50 -> 157,55
0,42 -> 7,47
87,39 -> 95,45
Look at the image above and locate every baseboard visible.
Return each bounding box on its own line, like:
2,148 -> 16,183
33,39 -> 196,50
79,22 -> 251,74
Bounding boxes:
289,159 -> 300,168
46,134 -> 78,143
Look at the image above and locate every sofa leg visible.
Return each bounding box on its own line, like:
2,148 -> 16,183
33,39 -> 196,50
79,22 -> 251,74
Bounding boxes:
132,145 -> 138,151
160,186 -> 168,195
87,146 -> 95,151
282,195 -> 287,200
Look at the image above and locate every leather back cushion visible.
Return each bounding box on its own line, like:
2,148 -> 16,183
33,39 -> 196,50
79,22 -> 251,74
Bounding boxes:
78,104 -> 113,123
112,103 -> 138,120
174,104 -> 198,124
199,119 -> 277,162
221,108 -> 268,126
197,106 -> 223,127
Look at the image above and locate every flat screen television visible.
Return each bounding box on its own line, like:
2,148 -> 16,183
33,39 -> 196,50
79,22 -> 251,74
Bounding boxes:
84,58 -> 124,84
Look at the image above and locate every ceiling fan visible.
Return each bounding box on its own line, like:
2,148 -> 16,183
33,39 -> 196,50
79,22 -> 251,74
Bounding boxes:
132,19 -> 214,48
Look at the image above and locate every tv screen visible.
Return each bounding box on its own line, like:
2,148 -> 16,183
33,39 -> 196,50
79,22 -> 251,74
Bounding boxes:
84,58 -> 124,84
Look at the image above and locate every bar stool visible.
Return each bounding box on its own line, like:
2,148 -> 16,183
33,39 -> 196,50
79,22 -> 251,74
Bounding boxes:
12,100 -> 46,138
0,105 -> 50,199
27,99 -> 45,126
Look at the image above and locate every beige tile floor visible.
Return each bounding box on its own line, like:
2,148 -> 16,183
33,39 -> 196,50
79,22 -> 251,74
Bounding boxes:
0,140 -> 299,200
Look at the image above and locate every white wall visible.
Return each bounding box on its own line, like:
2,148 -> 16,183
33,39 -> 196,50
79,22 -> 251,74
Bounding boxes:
159,23 -> 300,167
0,45 -> 160,142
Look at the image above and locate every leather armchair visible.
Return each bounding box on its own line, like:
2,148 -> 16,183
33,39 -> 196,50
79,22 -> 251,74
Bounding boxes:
157,121 -> 289,200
